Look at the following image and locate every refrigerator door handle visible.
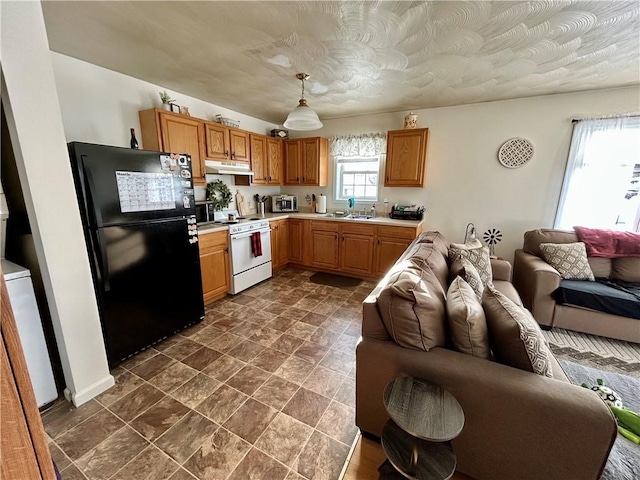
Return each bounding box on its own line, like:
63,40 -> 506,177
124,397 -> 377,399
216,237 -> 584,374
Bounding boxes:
95,229 -> 111,292
82,158 -> 105,228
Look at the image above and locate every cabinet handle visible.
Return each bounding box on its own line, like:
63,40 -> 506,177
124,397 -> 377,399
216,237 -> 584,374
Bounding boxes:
268,176 -> 271,181
377,239 -> 380,245
334,234 -> 338,240
296,177 -> 299,182
224,150 -> 229,156
264,177 -> 267,180
386,176 -> 389,182
302,176 -> 305,182
225,248 -> 228,253
342,235 -> 345,242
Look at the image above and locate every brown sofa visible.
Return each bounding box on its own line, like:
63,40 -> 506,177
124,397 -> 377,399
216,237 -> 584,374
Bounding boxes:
513,229 -> 640,343
356,231 -> 616,480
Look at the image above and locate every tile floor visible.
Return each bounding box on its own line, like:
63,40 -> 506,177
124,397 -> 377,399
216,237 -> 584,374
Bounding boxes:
43,268 -> 374,480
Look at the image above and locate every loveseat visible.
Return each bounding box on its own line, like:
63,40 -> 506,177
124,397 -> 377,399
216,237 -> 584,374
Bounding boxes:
513,229 -> 640,343
356,231 -> 616,480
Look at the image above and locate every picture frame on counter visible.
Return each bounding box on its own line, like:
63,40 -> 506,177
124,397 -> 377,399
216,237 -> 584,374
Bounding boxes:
170,103 -> 181,113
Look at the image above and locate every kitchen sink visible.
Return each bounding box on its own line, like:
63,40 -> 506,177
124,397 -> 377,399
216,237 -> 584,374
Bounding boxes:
345,214 -> 373,220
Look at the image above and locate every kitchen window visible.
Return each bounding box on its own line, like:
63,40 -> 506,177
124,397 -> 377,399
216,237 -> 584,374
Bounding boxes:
335,156 -> 380,201
330,132 -> 386,202
555,116 -> 640,232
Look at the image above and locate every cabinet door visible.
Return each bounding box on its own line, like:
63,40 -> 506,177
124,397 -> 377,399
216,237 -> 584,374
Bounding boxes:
301,138 -> 320,185
384,128 -> 429,187
340,233 -> 375,275
375,237 -> 413,276
204,122 -> 230,160
230,129 -> 250,163
284,140 -> 300,185
199,232 -> 230,304
311,230 -> 339,269
159,113 -> 205,185
270,222 -> 280,270
289,219 -> 304,264
277,220 -> 290,267
267,138 -> 283,184
250,135 -> 268,185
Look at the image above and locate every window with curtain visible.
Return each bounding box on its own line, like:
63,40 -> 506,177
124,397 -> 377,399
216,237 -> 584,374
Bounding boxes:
330,132 -> 386,202
555,116 -> 640,232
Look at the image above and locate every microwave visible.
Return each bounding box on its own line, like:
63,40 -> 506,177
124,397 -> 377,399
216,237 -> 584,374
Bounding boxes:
195,202 -> 215,223
272,195 -> 298,212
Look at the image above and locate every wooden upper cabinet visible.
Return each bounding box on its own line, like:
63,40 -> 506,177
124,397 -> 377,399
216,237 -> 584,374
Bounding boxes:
384,128 -> 430,187
284,140 -> 301,184
230,130 -> 250,163
284,137 -> 328,186
139,109 -> 205,185
204,122 -> 231,160
267,138 -> 283,184
250,135 -> 268,185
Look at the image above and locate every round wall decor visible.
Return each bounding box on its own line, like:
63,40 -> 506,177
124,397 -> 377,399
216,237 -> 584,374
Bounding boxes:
498,137 -> 534,168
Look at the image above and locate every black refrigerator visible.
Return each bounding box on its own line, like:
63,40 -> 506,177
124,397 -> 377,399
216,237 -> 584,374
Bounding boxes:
69,142 -> 204,367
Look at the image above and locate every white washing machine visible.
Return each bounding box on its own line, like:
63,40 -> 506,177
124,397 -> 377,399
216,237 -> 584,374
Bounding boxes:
2,259 -> 57,407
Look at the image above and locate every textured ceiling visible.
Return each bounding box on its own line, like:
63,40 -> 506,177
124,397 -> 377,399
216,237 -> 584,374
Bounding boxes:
41,1 -> 640,124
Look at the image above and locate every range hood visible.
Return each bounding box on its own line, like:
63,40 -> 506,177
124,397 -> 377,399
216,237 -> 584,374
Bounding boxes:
205,160 -> 254,176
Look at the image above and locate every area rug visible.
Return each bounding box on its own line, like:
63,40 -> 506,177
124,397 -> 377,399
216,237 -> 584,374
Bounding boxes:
560,359 -> 640,480
310,272 -> 362,288
544,328 -> 640,378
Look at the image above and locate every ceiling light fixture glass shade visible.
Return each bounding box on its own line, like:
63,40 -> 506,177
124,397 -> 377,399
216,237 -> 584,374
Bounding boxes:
283,73 -> 323,131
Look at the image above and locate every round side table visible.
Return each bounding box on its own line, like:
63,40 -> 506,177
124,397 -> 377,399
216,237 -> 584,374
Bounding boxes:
379,376 -> 465,480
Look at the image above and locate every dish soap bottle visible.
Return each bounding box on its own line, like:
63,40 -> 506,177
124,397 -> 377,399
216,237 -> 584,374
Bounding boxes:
370,204 -> 376,218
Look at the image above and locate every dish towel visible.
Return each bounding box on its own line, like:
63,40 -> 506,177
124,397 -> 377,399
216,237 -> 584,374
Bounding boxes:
251,232 -> 262,257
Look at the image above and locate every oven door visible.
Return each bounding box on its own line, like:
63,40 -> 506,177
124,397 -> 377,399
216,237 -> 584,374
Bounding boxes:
229,227 -> 272,275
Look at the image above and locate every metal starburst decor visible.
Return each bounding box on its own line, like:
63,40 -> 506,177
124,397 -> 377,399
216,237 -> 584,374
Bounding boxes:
483,228 -> 502,257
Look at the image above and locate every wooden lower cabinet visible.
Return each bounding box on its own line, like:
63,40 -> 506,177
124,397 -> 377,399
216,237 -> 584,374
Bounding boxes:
199,231 -> 230,304
289,219 -> 304,264
271,219 -> 290,271
271,218 -> 420,278
340,224 -> 376,276
309,221 -> 340,270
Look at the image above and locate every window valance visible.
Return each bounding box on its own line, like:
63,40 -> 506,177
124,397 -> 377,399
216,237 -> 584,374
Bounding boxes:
329,132 -> 387,158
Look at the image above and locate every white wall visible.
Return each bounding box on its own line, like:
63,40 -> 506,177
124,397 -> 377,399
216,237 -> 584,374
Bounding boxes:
51,53 -> 279,209
1,1 -> 113,405
285,87 -> 640,260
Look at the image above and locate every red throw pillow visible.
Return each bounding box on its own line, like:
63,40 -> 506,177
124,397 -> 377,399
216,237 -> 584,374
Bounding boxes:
574,226 -> 640,258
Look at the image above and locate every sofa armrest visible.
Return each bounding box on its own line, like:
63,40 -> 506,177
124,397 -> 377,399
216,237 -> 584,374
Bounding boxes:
513,249 -> 561,326
356,340 -> 616,480
491,258 -> 512,282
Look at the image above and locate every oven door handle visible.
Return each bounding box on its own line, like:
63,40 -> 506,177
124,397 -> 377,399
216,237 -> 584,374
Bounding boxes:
230,229 -> 270,240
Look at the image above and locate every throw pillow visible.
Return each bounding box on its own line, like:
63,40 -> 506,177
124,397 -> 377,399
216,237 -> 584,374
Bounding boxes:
539,242 -> 595,281
482,285 -> 553,377
449,241 -> 493,287
450,257 -> 484,298
446,276 -> 490,359
377,262 -> 447,351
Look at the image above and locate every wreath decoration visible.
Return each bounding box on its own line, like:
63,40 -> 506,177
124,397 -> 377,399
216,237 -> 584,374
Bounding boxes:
206,180 -> 232,211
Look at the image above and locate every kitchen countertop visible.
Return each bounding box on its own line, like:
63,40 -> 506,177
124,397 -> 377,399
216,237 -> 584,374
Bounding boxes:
198,212 -> 424,234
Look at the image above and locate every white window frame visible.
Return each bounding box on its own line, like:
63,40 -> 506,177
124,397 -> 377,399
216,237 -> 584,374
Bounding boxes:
555,116 -> 640,232
334,155 -> 381,202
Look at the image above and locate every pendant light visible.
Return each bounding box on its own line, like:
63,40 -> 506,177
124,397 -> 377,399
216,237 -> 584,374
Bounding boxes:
283,73 -> 323,131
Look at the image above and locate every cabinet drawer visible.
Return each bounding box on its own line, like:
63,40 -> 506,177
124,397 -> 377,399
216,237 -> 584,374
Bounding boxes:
376,225 -> 418,240
340,223 -> 375,236
310,220 -> 340,232
199,230 -> 228,251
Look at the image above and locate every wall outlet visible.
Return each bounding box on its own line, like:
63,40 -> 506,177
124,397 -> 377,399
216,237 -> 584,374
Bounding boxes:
247,201 -> 254,209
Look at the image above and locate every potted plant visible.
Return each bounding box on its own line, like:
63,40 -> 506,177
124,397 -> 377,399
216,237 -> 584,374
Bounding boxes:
159,90 -> 175,110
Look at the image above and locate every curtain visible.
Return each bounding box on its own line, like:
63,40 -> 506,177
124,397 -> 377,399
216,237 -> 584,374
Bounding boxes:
330,132 -> 387,157
555,116 -> 640,231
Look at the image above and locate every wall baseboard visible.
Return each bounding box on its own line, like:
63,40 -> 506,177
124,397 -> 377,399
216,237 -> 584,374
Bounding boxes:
64,374 -> 115,407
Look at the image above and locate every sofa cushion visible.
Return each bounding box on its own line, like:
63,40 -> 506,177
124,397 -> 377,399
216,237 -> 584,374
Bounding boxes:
554,279 -> 640,320
446,277 -> 490,359
449,241 -> 493,286
574,226 -> 640,258
611,257 -> 640,283
540,242 -> 595,281
483,286 -> 554,377
377,262 -> 447,351
588,257 -> 613,279
492,280 -> 523,306
407,242 -> 449,292
523,229 -> 577,257
451,257 -> 484,298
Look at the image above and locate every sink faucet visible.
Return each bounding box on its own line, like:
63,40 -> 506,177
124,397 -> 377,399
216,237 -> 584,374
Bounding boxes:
347,197 -> 355,216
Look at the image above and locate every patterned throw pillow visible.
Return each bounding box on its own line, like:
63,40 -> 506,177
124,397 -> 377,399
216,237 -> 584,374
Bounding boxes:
482,285 -> 553,377
539,242 -> 595,281
451,257 -> 484,298
446,276 -> 490,359
449,242 -> 493,287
